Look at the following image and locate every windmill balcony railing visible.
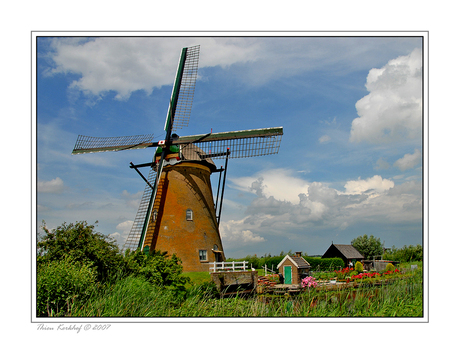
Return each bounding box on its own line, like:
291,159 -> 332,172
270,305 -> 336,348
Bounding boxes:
209,261 -> 248,273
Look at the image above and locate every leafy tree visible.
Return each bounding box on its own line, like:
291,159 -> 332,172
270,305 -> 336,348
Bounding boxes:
37,221 -> 123,282
384,244 -> 423,262
351,234 -> 384,260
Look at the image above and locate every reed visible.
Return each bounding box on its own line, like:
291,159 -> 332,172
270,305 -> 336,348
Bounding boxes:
69,267 -> 422,317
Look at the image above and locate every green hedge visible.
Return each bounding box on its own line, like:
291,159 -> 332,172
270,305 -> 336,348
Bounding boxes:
228,254 -> 344,272
304,257 -> 344,271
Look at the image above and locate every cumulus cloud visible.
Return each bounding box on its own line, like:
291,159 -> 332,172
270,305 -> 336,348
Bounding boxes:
343,175 -> 394,195
393,149 -> 421,171
224,173 -> 417,242
231,169 -> 309,204
47,37 -> 261,100
349,48 -> 422,144
220,218 -> 265,245
38,177 -> 64,193
109,220 -> 134,246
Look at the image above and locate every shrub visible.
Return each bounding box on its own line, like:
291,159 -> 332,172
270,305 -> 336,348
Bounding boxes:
37,221 -> 123,282
384,245 -> 423,262
122,249 -> 189,289
305,257 -> 344,271
385,263 -> 395,272
37,255 -> 97,317
355,261 -> 364,273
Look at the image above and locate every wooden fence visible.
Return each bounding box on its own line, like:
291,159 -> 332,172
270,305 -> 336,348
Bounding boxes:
209,261 -> 248,273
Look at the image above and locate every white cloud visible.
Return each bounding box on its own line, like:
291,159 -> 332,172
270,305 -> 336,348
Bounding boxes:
319,135 -> 331,143
38,177 -> 64,193
109,220 -> 134,246
121,190 -> 143,209
222,173 -> 420,252
343,175 -> 394,195
349,48 -> 422,144
220,218 -> 266,246
47,37 -> 261,100
45,37 -> 422,100
393,149 -> 421,171
231,168 -> 309,204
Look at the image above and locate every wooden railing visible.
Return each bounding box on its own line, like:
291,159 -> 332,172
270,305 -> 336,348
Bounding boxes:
209,261 -> 248,273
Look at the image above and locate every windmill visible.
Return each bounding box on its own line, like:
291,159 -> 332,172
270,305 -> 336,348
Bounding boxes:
72,45 -> 283,272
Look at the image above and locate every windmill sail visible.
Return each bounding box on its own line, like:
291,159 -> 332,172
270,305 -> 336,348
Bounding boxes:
179,127 -> 283,160
72,134 -> 155,155
122,168 -> 157,252
170,45 -> 199,132
164,45 -> 200,134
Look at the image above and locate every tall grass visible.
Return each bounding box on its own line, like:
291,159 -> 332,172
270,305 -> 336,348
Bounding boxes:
69,276 -> 183,317
64,263 -> 422,317
68,269 -> 422,317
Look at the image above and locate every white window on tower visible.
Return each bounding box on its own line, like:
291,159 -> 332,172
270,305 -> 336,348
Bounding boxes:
199,250 -> 207,261
186,209 -> 193,221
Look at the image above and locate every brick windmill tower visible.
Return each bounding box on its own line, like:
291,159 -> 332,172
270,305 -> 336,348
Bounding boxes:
72,45 -> 283,272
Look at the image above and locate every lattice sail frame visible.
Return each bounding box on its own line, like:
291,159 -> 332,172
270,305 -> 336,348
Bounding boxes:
122,168 -> 157,252
179,127 -> 283,160
171,45 -> 199,132
72,134 -> 155,154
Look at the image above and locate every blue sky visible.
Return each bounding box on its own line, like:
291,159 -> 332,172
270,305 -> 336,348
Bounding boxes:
35,35 -> 424,258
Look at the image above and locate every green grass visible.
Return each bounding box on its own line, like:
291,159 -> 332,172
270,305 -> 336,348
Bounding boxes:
65,267 -> 423,317
183,271 -> 211,286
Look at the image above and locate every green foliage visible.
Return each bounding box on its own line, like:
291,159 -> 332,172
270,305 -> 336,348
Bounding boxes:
351,234 -> 384,259
37,255 -> 97,317
305,257 -> 344,271
385,263 -> 396,272
122,249 -> 189,290
71,275 -> 183,317
228,253 -> 344,272
186,281 -> 220,299
74,273 -> 423,317
384,245 -> 423,262
355,261 -> 364,273
37,221 -> 123,282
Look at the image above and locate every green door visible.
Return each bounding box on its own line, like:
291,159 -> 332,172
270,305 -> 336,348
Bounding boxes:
284,266 -> 292,284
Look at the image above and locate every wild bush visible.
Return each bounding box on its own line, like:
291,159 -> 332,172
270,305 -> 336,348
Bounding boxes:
385,263 -> 396,272
37,255 -> 97,317
37,221 -> 123,282
355,261 -> 364,273
122,249 -> 189,290
384,245 -> 423,262
305,257 -> 344,271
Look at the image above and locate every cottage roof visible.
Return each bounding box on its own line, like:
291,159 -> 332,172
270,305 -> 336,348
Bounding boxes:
277,254 -> 311,270
325,244 -> 364,259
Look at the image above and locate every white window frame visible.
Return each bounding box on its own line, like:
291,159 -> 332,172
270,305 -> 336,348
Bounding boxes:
199,249 -> 207,262
186,209 -> 193,221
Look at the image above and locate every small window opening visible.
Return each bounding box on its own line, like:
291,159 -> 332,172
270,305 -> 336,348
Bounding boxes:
199,250 -> 207,261
186,209 -> 193,221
